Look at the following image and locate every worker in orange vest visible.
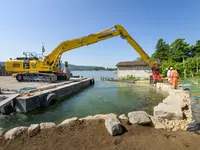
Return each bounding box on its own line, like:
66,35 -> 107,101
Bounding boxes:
170,67 -> 180,89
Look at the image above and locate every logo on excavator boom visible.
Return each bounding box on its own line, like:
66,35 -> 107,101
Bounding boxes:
98,33 -> 113,39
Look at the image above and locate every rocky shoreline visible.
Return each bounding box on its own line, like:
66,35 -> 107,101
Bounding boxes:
153,83 -> 192,131
0,83 -> 195,140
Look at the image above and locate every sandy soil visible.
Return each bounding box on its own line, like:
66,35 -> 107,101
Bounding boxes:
0,119 -> 200,150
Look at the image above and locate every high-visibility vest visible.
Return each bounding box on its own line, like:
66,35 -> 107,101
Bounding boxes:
171,70 -> 179,78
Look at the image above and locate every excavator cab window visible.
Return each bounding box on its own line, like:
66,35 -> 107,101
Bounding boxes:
29,52 -> 37,59
22,52 -> 39,60
23,58 -> 30,69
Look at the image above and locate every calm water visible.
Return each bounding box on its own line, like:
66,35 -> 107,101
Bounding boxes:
0,71 -> 168,131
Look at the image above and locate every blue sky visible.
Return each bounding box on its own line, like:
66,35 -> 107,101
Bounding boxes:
0,0 -> 200,67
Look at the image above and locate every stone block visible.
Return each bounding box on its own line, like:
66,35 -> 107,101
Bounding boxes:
40,122 -> 56,130
4,126 -> 28,140
118,114 -> 128,120
57,117 -> 78,128
128,111 -> 151,125
28,124 -> 40,137
148,115 -> 165,129
94,113 -> 117,119
154,103 -> 183,120
105,118 -> 123,136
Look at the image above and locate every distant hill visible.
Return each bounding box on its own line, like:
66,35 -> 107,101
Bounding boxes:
0,61 -> 110,71
68,64 -> 106,71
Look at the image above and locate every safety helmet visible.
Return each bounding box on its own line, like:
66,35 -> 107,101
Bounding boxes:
170,67 -> 173,70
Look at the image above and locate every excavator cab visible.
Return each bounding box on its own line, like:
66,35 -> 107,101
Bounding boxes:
150,64 -> 163,84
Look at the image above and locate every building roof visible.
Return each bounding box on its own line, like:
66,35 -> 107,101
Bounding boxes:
116,60 -> 160,67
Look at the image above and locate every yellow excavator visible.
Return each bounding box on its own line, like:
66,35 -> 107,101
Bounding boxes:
5,24 -> 163,83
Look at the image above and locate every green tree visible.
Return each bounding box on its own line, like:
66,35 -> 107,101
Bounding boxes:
159,61 -> 176,76
190,40 -> 200,57
151,38 -> 170,62
169,38 -> 190,62
151,38 -> 200,79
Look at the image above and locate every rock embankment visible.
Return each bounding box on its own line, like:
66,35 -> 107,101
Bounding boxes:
0,83 -> 194,140
154,83 -> 193,131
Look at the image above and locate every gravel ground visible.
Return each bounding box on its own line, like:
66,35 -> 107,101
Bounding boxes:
0,119 -> 200,150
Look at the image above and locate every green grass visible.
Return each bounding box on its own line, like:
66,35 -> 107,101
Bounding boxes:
119,76 -> 149,81
179,77 -> 200,85
119,75 -> 137,81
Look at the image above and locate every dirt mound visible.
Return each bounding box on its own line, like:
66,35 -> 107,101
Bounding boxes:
0,119 -> 200,150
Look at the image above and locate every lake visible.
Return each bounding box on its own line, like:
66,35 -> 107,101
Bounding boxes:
0,71 -> 168,131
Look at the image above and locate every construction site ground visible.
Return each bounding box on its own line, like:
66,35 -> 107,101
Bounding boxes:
0,76 -> 51,91
0,119 -> 200,150
0,76 -> 84,92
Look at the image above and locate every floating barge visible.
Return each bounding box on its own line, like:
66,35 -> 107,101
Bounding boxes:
0,77 -> 94,114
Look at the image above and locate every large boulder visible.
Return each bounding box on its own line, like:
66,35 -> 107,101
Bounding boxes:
79,115 -> 95,120
154,103 -> 183,120
118,114 -> 129,124
156,83 -> 172,93
148,115 -> 165,129
128,111 -> 151,125
118,114 -> 128,120
163,94 -> 186,108
40,122 -> 56,130
94,113 -> 117,119
28,124 -> 40,137
57,117 -> 78,128
79,114 -> 117,121
60,117 -> 78,124
105,118 -> 123,136
4,126 -> 28,140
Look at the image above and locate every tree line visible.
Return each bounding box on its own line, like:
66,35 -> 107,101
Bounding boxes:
151,38 -> 200,78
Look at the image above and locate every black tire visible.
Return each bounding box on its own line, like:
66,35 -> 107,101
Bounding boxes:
44,93 -> 58,107
16,74 -> 23,82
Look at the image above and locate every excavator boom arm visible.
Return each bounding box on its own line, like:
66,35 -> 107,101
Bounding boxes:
44,24 -> 156,70
115,25 -> 155,67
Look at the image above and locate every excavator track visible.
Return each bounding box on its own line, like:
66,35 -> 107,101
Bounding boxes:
16,73 -> 57,83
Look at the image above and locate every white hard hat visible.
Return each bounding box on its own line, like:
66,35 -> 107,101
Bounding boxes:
170,67 -> 173,70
